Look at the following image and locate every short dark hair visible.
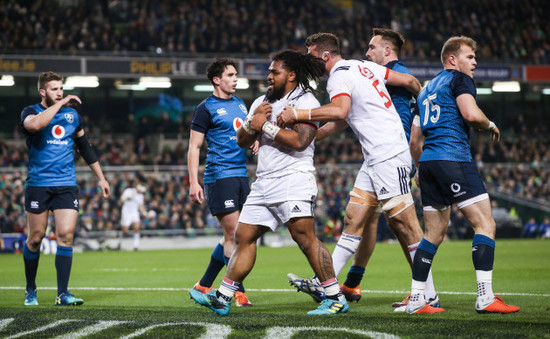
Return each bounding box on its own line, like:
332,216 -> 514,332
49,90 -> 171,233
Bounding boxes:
372,28 -> 405,55
441,36 -> 477,65
272,50 -> 325,94
206,58 -> 238,85
305,32 -> 340,57
38,71 -> 63,91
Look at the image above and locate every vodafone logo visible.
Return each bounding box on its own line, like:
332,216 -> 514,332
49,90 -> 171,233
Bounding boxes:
233,117 -> 243,131
52,125 -> 65,139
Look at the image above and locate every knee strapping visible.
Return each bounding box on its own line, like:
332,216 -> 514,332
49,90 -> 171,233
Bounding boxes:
349,187 -> 379,206
382,193 -> 414,218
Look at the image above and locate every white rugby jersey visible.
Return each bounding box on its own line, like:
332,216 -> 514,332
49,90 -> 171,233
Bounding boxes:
251,87 -> 320,178
327,59 -> 408,165
121,187 -> 144,214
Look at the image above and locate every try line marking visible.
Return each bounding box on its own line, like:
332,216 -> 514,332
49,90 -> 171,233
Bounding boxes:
0,286 -> 548,297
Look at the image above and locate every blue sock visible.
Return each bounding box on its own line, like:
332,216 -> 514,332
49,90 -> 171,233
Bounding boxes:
23,243 -> 40,291
412,238 -> 438,282
344,265 -> 365,287
199,244 -> 225,287
472,234 -> 495,271
55,246 -> 73,295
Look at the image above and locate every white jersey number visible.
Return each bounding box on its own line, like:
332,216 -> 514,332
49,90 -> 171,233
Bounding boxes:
422,93 -> 440,125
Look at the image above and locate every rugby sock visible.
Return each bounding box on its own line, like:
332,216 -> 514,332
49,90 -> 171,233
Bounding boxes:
343,265 -> 365,287
412,238 -> 438,283
332,233 -> 361,276
23,243 -> 40,291
199,244 -> 225,287
217,277 -> 240,303
222,254 -> 246,293
409,241 -> 437,300
133,233 -> 140,250
472,234 -> 495,301
55,246 -> 73,295
322,278 -> 344,301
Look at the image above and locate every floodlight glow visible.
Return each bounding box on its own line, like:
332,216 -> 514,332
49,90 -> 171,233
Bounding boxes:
65,76 -> 99,88
476,88 -> 493,95
138,77 -> 171,88
116,84 -> 147,91
492,81 -> 520,93
542,88 -> 550,95
0,75 -> 14,86
236,78 -> 249,89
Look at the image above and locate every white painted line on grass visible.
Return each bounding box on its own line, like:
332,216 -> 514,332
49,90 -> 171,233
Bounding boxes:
0,318 -> 14,331
56,321 -> 127,339
265,326 -> 399,339
5,320 -> 76,339
1,286 -> 548,297
121,322 -> 231,339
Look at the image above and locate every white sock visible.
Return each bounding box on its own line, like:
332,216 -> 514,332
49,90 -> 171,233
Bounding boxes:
332,233 -> 361,276
410,279 -> 426,304
409,242 -> 437,300
133,233 -> 140,249
476,270 -> 494,301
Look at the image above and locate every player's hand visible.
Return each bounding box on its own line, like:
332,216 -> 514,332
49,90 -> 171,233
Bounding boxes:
61,95 -> 82,108
189,182 -> 204,205
99,179 -> 111,199
490,125 -> 500,142
250,102 -> 272,131
277,106 -> 297,128
250,140 -> 260,155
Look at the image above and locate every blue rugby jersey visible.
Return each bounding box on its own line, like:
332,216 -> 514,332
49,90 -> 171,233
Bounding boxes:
417,69 -> 477,162
190,95 -> 248,184
385,60 -> 415,141
21,104 -> 83,186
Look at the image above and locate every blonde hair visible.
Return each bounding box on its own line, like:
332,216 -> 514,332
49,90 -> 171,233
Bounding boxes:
441,36 -> 477,65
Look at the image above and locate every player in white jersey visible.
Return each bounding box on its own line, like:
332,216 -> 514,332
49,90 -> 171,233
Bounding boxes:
190,50 -> 348,316
119,182 -> 146,251
278,33 -> 426,306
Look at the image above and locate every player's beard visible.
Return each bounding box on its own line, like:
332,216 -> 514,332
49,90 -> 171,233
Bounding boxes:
265,82 -> 286,102
45,95 -> 57,107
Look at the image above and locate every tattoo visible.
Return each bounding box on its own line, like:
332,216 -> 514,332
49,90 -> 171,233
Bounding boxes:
316,242 -> 334,281
293,123 -> 316,149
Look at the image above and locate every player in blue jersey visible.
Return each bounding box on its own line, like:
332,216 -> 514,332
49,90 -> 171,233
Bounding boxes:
21,71 -> 111,306
187,58 -> 255,307
406,36 -> 519,314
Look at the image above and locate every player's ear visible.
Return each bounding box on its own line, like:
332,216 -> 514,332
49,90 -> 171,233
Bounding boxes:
288,71 -> 296,82
212,76 -> 221,86
39,88 -> 45,97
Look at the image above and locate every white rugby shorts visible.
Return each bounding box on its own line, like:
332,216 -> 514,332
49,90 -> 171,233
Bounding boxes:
239,172 -> 317,231
120,210 -> 140,227
354,149 -> 412,200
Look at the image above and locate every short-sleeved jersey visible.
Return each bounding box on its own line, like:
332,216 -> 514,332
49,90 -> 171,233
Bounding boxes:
326,59 -> 408,165
190,94 -> 248,184
385,60 -> 415,141
21,104 -> 83,187
417,69 -> 476,162
121,187 -> 144,214
250,87 -> 320,179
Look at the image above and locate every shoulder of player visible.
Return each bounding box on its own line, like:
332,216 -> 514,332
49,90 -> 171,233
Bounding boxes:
294,92 -> 320,108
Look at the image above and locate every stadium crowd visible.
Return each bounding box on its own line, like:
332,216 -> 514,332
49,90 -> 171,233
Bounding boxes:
1,117 -> 549,241
1,0 -> 549,64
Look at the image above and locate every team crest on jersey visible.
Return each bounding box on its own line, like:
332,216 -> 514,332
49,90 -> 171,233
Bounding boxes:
239,104 -> 248,114
233,117 -> 244,131
217,108 -> 228,115
64,113 -> 74,123
52,125 -> 66,139
358,65 -> 374,79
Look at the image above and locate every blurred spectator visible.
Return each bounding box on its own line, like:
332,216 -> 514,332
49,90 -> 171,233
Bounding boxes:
521,217 -> 539,238
538,217 -> 550,239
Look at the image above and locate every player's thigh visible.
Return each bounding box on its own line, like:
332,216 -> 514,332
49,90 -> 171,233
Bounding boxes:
459,198 -> 495,238
53,209 -> 79,237
235,221 -> 269,245
217,210 -> 240,236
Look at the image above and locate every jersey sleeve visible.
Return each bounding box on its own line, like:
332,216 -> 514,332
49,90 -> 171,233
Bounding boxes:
295,94 -> 320,128
190,101 -> 212,134
450,71 -> 477,99
326,69 -> 351,101
20,106 -> 36,130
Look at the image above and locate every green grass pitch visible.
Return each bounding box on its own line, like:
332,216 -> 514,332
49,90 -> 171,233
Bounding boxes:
0,239 -> 549,338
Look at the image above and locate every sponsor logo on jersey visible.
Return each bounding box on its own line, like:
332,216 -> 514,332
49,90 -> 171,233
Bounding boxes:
31,201 -> 39,209
74,199 -> 79,208
358,65 -> 374,79
450,183 -> 461,193
217,108 -> 228,115
64,113 -> 74,123
233,117 -> 243,131
379,187 -> 389,195
421,257 -> 432,264
52,125 -> 65,139
291,205 -> 302,213
239,104 -> 248,114
224,199 -> 235,208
